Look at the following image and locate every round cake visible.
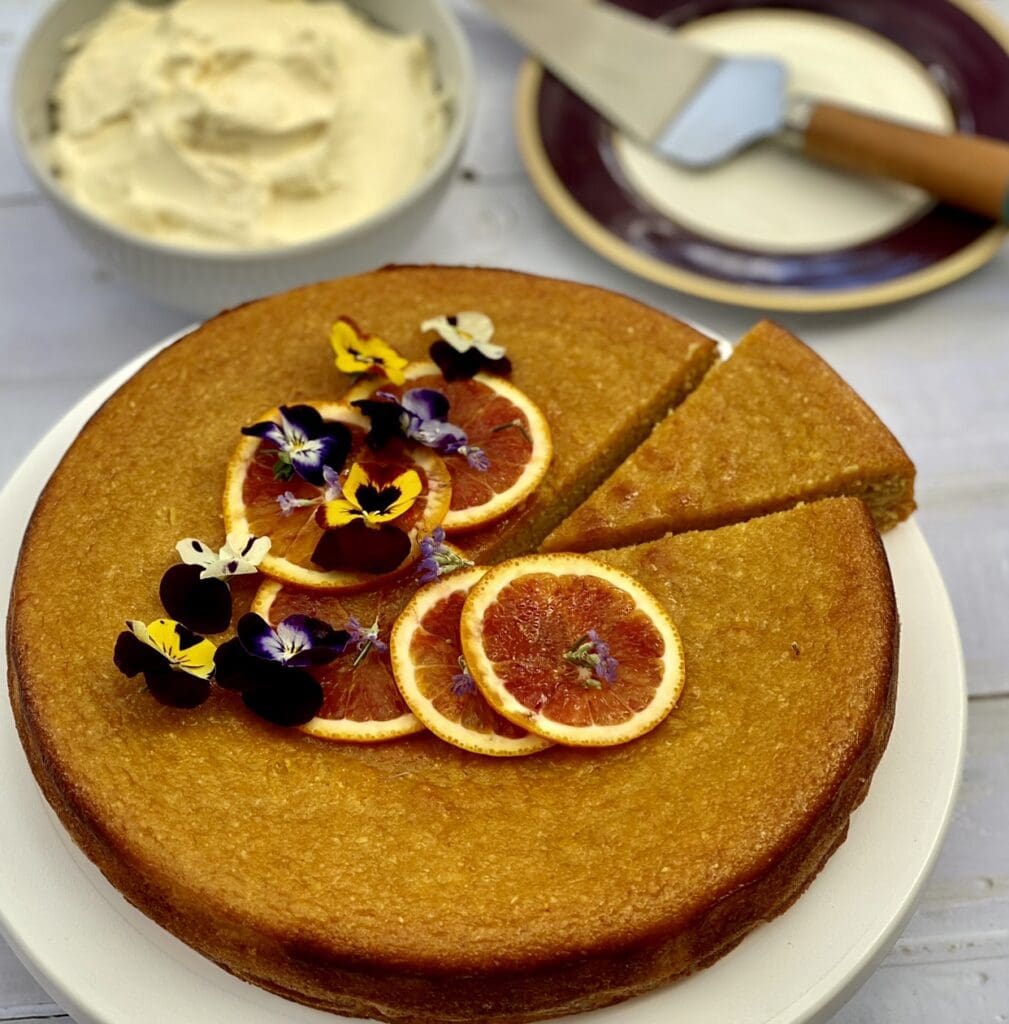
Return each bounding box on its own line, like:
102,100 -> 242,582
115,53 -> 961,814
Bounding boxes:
7,267 -> 898,1022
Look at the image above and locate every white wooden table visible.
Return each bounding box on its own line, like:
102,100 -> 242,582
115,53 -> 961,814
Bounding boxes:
1,2 -> 1006,1021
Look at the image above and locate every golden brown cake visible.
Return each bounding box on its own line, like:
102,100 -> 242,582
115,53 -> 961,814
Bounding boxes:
543,319 -> 916,553
8,269 -> 898,1022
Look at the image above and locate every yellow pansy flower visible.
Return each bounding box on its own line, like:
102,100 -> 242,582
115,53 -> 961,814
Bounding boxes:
125,618 -> 217,679
330,317 -> 408,385
318,463 -> 422,528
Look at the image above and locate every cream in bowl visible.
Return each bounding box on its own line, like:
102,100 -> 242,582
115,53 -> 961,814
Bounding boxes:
13,0 -> 472,314
49,0 -> 448,250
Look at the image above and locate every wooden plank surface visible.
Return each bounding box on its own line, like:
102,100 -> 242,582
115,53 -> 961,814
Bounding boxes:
0,1 -> 1006,1021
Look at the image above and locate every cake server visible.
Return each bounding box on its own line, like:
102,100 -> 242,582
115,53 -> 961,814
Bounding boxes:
481,0 -> 1009,221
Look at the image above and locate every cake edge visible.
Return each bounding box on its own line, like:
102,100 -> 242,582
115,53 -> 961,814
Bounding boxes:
6,501 -> 900,1024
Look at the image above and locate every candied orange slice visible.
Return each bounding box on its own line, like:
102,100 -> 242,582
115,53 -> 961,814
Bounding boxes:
459,554 -> 684,746
390,567 -> 551,757
224,402 -> 451,592
251,579 -> 423,742
345,362 -> 551,534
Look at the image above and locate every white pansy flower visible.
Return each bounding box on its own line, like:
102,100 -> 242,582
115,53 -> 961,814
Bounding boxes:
175,532 -> 271,580
421,312 -> 505,360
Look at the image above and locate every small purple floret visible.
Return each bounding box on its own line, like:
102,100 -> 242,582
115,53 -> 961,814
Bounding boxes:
346,616 -> 388,655
585,629 -> 619,685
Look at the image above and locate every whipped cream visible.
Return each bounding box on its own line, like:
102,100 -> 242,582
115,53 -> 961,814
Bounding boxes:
49,0 -> 448,250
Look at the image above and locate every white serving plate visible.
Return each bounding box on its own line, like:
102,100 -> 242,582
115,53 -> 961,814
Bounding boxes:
0,331 -> 966,1024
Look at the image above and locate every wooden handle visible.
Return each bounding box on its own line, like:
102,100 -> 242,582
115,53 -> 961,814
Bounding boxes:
803,102 -> 1009,221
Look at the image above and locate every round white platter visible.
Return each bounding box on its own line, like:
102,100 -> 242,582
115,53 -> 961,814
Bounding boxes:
0,332 -> 965,1024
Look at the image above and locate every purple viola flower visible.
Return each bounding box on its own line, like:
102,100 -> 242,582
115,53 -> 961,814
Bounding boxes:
236,612 -> 349,668
352,389 -> 490,472
416,527 -> 474,583
563,629 -> 619,689
242,405 -> 351,486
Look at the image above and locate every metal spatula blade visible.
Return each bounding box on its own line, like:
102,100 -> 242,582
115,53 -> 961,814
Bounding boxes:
481,0 -> 789,166
482,0 -> 1009,222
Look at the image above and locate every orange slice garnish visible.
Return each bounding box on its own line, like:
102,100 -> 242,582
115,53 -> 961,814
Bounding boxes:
459,554 -> 684,747
390,567 -> 552,757
251,579 -> 424,742
224,402 -> 451,592
345,362 -> 552,534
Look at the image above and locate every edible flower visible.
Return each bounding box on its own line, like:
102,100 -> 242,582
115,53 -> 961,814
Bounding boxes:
113,618 -> 216,708
160,532 -> 272,634
421,312 -> 511,380
451,656 -> 476,697
241,405 -> 352,485
346,615 -> 388,667
317,463 -> 422,528
563,629 -> 619,689
215,612 -> 348,727
353,389 -> 489,470
176,532 -> 272,580
310,464 -> 420,574
330,317 -> 408,385
276,465 -> 342,517
417,527 -> 474,583
237,613 -> 349,668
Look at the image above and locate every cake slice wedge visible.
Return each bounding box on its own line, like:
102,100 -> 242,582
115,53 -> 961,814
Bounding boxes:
542,319 -> 915,553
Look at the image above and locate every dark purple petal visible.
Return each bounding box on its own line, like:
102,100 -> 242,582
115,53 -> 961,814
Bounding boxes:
159,564 -> 233,635
143,662 -> 211,709
401,388 -> 450,423
279,404 -> 325,440
113,630 -> 162,678
242,668 -> 324,727
351,398 -> 406,450
311,520 -> 411,574
429,340 -> 512,381
237,612 -> 287,663
241,420 -> 286,445
484,354 -> 512,376
214,637 -> 260,691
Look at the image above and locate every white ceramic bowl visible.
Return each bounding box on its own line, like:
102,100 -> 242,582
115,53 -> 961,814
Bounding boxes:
12,0 -> 474,316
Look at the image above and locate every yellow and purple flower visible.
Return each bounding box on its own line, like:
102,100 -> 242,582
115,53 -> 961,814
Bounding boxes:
330,317 -> 408,385
113,618 -> 217,708
311,463 -> 421,574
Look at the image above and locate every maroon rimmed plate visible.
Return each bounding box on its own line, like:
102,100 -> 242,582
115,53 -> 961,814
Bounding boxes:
515,0 -> 1009,311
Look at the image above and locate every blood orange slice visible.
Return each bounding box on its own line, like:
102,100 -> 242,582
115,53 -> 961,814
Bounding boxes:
390,567 -> 552,757
251,579 -> 424,742
459,554 -> 684,746
224,402 -> 451,591
345,362 -> 551,534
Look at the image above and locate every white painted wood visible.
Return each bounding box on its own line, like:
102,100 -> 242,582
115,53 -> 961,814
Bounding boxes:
0,0 -> 1007,1021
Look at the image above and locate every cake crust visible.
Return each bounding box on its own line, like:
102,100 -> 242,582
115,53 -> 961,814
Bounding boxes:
8,269 -> 896,1022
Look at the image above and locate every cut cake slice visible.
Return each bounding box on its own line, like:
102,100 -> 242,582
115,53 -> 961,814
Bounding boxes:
543,319 -> 916,553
